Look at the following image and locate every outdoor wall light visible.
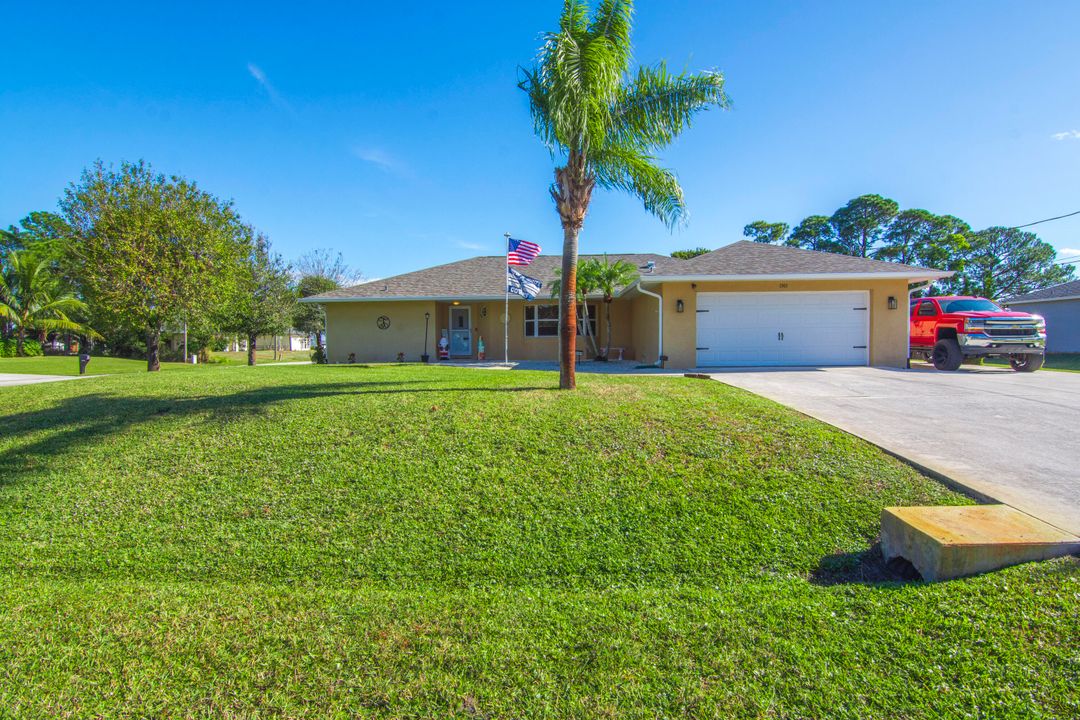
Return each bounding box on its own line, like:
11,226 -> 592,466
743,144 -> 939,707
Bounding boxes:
676,299 -> 685,313
452,300 -> 461,306
888,296 -> 898,310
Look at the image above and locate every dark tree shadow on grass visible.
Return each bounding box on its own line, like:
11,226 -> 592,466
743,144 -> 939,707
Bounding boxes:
0,380 -> 551,487
810,542 -> 923,586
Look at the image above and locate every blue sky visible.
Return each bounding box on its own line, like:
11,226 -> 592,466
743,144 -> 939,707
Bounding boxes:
3,0 -> 1079,280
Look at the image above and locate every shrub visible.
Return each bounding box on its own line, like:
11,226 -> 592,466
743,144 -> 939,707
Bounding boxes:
311,346 -> 327,364
0,338 -> 43,357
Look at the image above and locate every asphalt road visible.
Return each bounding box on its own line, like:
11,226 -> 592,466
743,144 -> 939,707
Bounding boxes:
706,365 -> 1080,536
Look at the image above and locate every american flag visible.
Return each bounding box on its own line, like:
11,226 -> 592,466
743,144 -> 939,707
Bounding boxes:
507,237 -> 541,266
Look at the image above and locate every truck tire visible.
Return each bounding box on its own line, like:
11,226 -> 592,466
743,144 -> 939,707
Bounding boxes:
1010,354 -> 1044,372
931,339 -> 963,371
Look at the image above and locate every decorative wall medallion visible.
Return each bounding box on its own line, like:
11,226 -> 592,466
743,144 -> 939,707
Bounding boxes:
480,306 -> 488,318
376,315 -> 391,330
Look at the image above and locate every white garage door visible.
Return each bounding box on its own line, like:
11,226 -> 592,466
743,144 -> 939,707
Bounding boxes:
696,291 -> 869,367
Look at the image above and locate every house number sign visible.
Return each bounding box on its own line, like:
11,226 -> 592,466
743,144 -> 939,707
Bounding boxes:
376,315 -> 391,330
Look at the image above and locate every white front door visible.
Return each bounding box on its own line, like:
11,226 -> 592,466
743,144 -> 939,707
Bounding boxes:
449,307 -> 472,357
695,291 -> 870,367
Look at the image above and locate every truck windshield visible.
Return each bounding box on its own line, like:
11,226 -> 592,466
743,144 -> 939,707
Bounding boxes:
940,299 -> 1002,313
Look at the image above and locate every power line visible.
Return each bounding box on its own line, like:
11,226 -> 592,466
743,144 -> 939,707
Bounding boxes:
1013,209 -> 1080,229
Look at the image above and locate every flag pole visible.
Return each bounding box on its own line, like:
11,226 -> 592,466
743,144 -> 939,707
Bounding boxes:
503,232 -> 511,365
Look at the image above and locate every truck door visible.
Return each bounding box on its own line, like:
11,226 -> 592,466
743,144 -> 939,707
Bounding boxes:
912,299 -> 938,346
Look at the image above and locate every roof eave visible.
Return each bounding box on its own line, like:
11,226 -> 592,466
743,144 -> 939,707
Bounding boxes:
637,271 -> 954,283
1007,293 -> 1080,305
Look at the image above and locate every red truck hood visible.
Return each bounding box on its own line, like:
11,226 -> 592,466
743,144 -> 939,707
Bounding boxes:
950,310 -> 1039,319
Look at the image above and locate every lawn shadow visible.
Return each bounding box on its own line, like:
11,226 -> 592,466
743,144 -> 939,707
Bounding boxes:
0,379 -> 552,487
810,542 -> 923,586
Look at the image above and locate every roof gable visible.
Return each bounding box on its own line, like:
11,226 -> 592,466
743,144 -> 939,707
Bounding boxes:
673,240 -> 944,277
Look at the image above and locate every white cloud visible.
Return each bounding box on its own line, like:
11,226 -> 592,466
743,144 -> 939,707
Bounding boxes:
1058,247 -> 1080,264
350,146 -> 410,176
456,240 -> 485,251
247,62 -> 292,112
1051,130 -> 1080,140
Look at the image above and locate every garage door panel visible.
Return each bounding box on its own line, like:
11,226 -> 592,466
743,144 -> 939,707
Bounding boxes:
695,291 -> 869,367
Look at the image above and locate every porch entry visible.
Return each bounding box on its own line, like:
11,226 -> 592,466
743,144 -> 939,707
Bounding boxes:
449,306 -> 472,357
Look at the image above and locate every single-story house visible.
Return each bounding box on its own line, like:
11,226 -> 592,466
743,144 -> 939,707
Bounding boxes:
1005,279 -> 1080,353
303,241 -> 950,369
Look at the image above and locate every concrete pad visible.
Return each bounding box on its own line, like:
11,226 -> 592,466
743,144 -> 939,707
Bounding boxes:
881,505 -> 1080,581
0,373 -> 84,387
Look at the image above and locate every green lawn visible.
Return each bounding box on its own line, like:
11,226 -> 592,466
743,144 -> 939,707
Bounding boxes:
0,355 -> 191,375
0,365 -> 1076,717
209,349 -> 313,365
987,352 -> 1080,373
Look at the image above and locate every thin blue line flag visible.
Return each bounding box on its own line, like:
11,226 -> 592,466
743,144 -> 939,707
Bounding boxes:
507,266 -> 542,301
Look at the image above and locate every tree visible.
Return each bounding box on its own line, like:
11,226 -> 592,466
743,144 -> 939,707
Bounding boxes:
829,194 -> 899,257
61,160 -> 250,371
294,248 -> 361,287
293,274 -> 339,358
670,247 -> 711,259
519,0 -> 729,388
742,220 -> 789,244
229,234 -> 295,365
786,215 -> 843,253
0,250 -> 98,356
957,227 -> 1075,300
551,266 -> 601,359
580,254 -> 638,359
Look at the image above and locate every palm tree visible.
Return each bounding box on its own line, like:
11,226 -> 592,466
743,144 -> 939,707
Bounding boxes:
0,249 -> 97,356
551,266 -> 601,359
581,255 -> 639,360
520,0 -> 729,388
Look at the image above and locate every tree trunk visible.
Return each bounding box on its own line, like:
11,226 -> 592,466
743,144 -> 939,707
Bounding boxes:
605,298 -> 613,359
16,327 -> 25,357
248,333 -> 257,366
146,326 -> 161,372
558,224 -> 579,389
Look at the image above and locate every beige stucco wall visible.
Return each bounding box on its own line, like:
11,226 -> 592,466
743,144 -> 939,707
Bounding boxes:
325,298 -> 638,363
654,278 -> 912,369
325,301 -> 437,363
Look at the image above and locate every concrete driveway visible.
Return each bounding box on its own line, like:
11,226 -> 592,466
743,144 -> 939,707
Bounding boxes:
705,365 -> 1080,535
0,373 -> 83,387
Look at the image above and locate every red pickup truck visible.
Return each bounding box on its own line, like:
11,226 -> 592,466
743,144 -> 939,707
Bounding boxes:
910,296 -> 1046,372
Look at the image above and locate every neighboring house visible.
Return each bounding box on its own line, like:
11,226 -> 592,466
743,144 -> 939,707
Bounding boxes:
301,241 -> 950,369
1005,279 -> 1080,353
255,331 -> 310,353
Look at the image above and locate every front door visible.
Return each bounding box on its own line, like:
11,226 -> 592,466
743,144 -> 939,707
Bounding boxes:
449,307 -> 472,357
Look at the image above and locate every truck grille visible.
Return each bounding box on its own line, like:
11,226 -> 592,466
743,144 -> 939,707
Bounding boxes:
985,327 -> 1037,337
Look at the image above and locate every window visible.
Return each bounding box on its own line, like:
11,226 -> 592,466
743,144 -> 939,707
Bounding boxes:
524,304 -> 598,337
940,298 -> 1002,313
917,301 -> 938,317
525,305 -> 559,337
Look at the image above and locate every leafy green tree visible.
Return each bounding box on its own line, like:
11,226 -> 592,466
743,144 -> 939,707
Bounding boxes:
61,160 -> 250,371
742,220 -> 789,244
957,227 -> 1075,300
293,274 -> 339,359
670,247 -> 711,259
786,215 -> 843,253
830,194 -> 899,257
520,0 -> 729,388
580,254 -> 639,359
228,234 -> 295,365
0,250 -> 98,356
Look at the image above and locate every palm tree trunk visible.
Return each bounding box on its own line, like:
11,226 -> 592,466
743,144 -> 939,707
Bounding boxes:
558,223 -> 578,389
146,326 -> 161,372
16,327 -> 25,357
248,333 -> 257,366
605,298 -> 613,359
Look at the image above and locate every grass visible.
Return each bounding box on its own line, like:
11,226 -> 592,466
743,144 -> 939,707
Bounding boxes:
0,365 -> 1076,717
0,355 -> 190,375
209,349 -> 312,365
986,352 -> 1080,373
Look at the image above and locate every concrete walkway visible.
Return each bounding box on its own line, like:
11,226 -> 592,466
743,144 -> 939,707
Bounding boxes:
0,373 -> 86,387
703,365 -> 1080,535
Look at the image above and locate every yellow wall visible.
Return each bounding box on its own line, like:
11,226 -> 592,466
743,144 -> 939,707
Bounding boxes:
655,278 -> 911,368
325,301 -> 437,363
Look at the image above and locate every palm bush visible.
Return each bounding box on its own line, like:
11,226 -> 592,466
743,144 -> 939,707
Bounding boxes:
0,250 -> 98,356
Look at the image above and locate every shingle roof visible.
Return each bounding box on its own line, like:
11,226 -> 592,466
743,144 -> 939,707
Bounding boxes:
1006,279 -> 1080,304
674,240 -> 945,277
308,241 -> 949,302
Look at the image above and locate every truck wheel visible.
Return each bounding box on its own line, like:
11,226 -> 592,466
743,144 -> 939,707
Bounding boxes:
1010,354 -> 1044,372
931,339 -> 963,371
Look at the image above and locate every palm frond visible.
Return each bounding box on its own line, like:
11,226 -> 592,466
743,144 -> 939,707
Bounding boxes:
593,146 -> 686,228
609,63 -> 729,150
